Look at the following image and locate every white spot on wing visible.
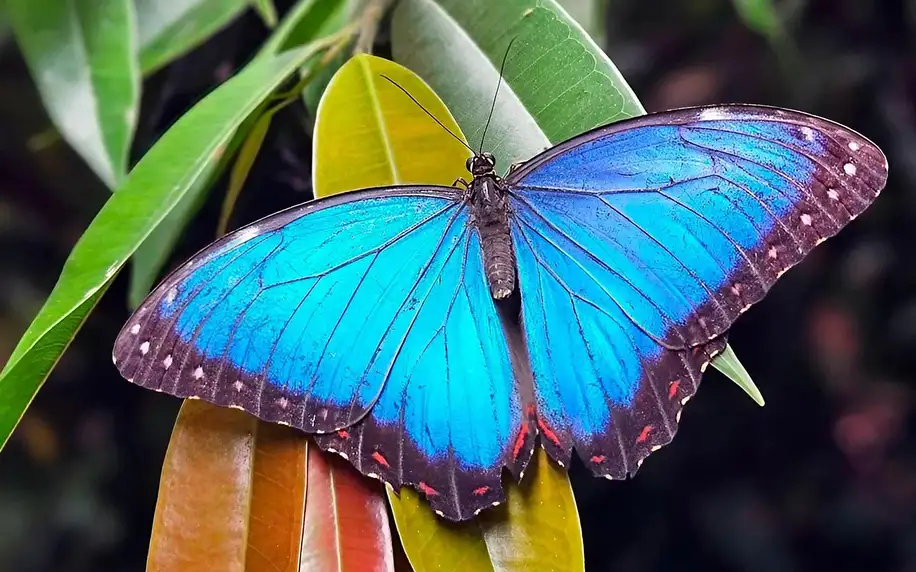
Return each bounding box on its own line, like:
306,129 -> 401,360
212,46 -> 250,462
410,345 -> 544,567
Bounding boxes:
192,366 -> 204,380
844,162 -> 857,175
768,247 -> 778,259
848,141 -> 860,151
139,341 -> 150,355
278,397 -> 289,409
699,108 -> 730,121
827,189 -> 840,200
800,126 -> 815,141
165,287 -> 177,304
163,355 -> 173,369
129,324 -> 140,335
224,225 -> 260,250
801,213 -> 813,226
233,380 -> 244,392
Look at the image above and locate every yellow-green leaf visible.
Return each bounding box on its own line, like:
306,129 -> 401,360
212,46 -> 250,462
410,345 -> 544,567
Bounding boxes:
479,449 -> 583,571
313,54 -> 471,195
313,52 -> 583,572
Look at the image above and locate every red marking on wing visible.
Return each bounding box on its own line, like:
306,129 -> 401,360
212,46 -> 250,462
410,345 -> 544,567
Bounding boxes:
472,486 -> 489,496
668,380 -> 681,400
337,429 -> 350,439
371,451 -> 390,468
590,455 -> 606,464
512,422 -> 530,460
537,418 -> 562,447
418,482 -> 439,496
636,425 -> 654,444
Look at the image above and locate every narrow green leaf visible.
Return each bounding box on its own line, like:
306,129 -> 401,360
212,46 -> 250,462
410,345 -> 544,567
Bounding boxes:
251,0 -> 277,28
135,0 -> 250,74
257,0 -> 353,57
217,111 -> 273,236
8,0 -> 140,188
711,344 -> 765,406
391,0 -> 643,172
557,0 -> 604,46
0,283 -> 110,451
0,46 -> 325,453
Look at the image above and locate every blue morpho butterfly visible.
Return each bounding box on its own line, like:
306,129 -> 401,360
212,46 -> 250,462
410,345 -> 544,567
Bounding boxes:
113,79 -> 888,520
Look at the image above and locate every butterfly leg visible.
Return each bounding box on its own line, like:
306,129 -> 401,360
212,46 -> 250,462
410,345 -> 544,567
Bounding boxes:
453,177 -> 470,189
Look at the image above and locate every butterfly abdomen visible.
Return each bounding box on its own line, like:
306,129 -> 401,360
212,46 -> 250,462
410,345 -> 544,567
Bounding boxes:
480,224 -> 515,299
470,174 -> 516,300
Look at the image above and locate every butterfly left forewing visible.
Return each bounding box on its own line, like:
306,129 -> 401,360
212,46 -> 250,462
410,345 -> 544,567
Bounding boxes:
114,187 -> 536,521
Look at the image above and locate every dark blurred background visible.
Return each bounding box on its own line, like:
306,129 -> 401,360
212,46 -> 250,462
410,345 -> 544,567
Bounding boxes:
0,0 -> 913,570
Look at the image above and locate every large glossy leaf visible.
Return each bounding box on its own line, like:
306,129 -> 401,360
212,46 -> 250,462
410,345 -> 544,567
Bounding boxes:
479,449 -> 583,570
8,0 -> 140,188
135,0 -> 250,74
392,0 -> 761,406
127,0 -> 353,308
148,400 -> 309,571
150,399 -> 392,571
0,46 -> 324,452
313,53 -> 583,571
301,451 -> 394,571
391,0 -> 643,172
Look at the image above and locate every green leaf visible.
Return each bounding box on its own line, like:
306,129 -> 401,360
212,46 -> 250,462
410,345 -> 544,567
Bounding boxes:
711,344 -> 765,406
135,0 -> 250,74
8,0 -> 140,188
556,0 -> 604,46
251,0 -> 277,28
0,45 -> 325,453
391,0 -> 643,173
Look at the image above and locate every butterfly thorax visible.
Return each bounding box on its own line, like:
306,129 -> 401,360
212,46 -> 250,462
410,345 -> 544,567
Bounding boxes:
467,153 -> 516,300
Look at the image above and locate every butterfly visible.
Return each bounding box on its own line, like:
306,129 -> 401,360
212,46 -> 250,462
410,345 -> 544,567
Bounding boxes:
113,104 -> 887,521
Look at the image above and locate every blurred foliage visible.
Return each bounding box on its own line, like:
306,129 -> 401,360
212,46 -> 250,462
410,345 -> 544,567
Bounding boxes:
0,0 -> 913,571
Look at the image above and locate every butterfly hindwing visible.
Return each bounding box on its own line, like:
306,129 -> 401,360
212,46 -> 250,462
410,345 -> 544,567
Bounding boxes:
114,187 -> 535,520
506,105 -> 887,475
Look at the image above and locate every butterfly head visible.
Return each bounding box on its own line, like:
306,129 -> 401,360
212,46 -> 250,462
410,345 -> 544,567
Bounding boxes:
467,152 -> 497,177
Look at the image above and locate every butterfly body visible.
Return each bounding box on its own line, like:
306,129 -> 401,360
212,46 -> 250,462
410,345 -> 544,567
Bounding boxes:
115,105 -> 887,521
467,151 -> 517,300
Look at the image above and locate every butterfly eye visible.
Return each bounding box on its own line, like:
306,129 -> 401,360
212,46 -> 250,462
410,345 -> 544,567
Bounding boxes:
465,157 -> 474,172
482,152 -> 495,165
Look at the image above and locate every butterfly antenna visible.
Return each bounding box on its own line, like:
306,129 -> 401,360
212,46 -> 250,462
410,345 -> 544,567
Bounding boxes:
479,36 -> 517,154
379,75 -> 474,154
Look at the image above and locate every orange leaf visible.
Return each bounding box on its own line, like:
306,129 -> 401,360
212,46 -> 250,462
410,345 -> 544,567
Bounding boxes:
301,451 -> 394,571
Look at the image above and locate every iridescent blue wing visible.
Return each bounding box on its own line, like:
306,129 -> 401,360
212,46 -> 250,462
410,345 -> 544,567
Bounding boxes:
506,105 -> 887,477
113,187 -> 535,520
